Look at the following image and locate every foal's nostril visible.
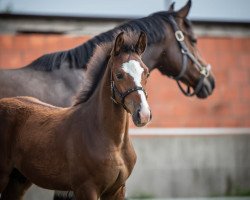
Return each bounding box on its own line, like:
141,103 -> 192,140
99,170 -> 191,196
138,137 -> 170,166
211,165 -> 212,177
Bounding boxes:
136,108 -> 141,122
150,111 -> 152,121
132,106 -> 151,127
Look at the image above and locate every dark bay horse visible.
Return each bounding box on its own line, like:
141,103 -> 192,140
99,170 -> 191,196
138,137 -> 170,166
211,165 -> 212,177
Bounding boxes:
0,31 -> 150,200
0,0 -> 215,107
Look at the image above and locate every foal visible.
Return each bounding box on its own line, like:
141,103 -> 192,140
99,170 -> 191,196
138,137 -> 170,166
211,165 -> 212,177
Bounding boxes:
0,31 -> 151,200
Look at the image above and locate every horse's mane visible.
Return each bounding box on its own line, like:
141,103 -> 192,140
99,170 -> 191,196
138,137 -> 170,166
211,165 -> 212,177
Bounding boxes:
26,11 -> 173,71
74,31 -> 141,105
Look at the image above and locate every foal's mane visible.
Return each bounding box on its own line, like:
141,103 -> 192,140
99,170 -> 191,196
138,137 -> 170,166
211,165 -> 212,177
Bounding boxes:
26,11 -> 174,71
74,31 -> 141,105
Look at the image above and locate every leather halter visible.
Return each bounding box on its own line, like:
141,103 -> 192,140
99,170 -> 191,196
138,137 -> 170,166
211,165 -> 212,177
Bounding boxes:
167,15 -> 211,96
110,55 -> 148,111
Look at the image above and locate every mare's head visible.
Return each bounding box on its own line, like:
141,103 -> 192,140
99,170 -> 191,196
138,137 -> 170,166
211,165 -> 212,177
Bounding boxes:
110,32 -> 151,127
155,0 -> 215,98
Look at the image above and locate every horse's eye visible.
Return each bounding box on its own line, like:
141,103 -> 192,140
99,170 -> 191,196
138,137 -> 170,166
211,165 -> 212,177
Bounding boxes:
146,73 -> 150,78
191,38 -> 197,44
116,73 -> 124,80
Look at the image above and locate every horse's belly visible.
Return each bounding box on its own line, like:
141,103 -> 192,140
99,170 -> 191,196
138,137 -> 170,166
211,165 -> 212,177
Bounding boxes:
17,162 -> 71,190
15,139 -> 71,190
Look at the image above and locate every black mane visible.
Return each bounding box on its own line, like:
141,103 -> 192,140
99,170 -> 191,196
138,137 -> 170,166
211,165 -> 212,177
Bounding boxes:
26,11 -> 173,71
74,31 -> 142,105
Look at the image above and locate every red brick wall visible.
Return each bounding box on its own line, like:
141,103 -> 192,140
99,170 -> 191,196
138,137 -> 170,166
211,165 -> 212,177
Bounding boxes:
0,34 -> 249,127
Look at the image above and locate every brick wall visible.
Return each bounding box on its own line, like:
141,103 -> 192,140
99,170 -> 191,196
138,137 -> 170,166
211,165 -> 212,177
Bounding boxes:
0,34 -> 249,127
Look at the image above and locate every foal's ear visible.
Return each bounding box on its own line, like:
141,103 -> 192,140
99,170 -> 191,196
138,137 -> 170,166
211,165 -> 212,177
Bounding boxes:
135,32 -> 147,55
176,0 -> 191,18
113,32 -> 124,55
168,2 -> 175,11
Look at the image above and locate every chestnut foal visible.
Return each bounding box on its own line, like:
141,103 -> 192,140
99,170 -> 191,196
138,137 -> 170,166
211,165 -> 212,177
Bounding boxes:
0,31 -> 151,200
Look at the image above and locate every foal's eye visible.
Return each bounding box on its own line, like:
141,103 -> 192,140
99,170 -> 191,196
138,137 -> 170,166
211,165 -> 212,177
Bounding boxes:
116,73 -> 124,80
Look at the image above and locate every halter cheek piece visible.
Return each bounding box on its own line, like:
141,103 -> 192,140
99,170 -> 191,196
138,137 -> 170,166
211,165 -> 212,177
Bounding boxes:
111,81 -> 147,111
110,55 -> 148,111
168,15 -> 211,96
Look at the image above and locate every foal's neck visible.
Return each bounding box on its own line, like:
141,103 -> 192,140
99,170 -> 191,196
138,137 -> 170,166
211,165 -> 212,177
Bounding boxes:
75,57 -> 128,146
98,59 -> 128,145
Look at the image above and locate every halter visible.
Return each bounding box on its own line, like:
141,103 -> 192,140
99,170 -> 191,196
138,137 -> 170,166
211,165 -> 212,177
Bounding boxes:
110,55 -> 148,111
167,15 -> 211,96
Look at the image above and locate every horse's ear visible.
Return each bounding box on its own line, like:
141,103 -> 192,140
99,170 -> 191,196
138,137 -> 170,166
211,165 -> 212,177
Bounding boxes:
113,32 -> 124,55
176,0 -> 191,18
168,2 -> 175,11
135,32 -> 147,55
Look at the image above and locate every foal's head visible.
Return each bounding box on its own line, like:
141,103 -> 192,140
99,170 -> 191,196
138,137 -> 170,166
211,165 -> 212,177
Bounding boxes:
110,32 -> 151,127
156,0 -> 215,98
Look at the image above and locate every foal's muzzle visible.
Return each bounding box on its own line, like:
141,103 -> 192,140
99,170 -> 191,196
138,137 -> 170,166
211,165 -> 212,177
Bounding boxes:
132,106 -> 152,127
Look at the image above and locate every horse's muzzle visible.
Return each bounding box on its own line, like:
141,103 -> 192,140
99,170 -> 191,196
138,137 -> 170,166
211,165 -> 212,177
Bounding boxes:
196,75 -> 216,99
132,107 -> 152,127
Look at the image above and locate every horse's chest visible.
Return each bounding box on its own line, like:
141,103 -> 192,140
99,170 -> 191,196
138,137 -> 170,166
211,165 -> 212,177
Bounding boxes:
100,149 -> 136,191
101,157 -> 129,190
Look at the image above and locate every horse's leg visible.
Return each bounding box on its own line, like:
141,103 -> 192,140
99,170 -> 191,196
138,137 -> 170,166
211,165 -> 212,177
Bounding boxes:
53,191 -> 75,200
74,185 -> 98,200
0,163 -> 13,193
0,171 -> 10,193
1,169 -> 32,200
101,185 -> 126,200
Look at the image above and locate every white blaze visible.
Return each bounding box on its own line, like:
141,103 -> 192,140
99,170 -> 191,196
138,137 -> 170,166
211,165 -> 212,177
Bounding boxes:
121,60 -> 150,116
122,60 -> 144,87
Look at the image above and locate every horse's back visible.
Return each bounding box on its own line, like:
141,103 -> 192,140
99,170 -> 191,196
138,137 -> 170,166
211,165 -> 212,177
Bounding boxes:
0,96 -> 60,134
0,65 -> 84,107
0,96 -> 64,156
0,97 -> 33,164
0,96 -> 71,188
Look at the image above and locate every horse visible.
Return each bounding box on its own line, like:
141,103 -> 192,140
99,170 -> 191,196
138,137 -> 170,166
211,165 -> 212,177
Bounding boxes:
0,31 -> 150,200
0,0 -> 215,108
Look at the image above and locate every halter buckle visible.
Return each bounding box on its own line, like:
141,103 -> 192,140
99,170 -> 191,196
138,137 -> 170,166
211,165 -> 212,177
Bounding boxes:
175,30 -> 185,42
200,66 -> 210,78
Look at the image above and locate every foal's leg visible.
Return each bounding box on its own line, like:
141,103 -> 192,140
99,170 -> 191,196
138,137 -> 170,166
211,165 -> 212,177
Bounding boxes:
74,185 -> 98,200
0,164 -> 13,193
53,191 -> 75,200
101,185 -> 126,200
1,169 -> 32,200
0,171 -> 10,193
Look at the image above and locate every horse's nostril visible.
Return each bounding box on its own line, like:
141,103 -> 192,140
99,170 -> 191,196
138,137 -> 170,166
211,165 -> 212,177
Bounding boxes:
150,111 -> 152,120
137,109 -> 141,120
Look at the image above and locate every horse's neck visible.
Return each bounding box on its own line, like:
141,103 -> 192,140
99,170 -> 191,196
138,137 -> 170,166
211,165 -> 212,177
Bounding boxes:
76,61 -> 128,146
98,62 -> 128,145
142,43 -> 164,71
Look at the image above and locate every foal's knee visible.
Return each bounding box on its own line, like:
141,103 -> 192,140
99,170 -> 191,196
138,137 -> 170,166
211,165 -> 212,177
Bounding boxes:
74,185 -> 98,200
101,185 -> 126,200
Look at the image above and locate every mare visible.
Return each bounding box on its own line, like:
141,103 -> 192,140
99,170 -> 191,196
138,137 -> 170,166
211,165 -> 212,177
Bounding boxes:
0,0 -> 215,107
0,31 -> 151,200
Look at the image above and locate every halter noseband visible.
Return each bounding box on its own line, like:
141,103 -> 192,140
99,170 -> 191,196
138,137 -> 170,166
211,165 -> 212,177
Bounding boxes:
111,81 -> 147,111
110,55 -> 148,111
167,15 -> 211,96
